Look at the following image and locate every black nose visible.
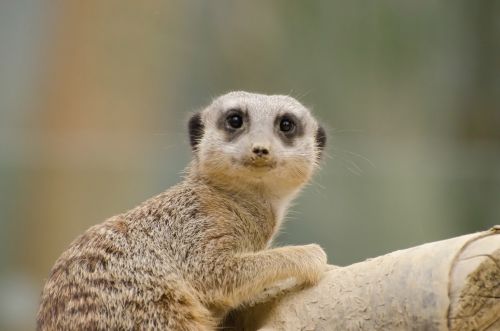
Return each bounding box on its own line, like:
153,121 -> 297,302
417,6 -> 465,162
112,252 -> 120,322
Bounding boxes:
252,146 -> 269,156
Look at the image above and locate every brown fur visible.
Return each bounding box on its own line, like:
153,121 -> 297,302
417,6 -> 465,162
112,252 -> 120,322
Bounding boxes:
37,92 -> 327,330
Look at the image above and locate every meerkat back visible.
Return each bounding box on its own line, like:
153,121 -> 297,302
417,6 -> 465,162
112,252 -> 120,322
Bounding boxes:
37,91 -> 328,331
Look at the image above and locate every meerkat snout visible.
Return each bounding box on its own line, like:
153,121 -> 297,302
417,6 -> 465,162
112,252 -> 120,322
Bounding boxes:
251,143 -> 270,157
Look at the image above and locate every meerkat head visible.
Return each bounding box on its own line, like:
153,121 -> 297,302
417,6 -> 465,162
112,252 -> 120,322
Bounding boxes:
188,91 -> 326,197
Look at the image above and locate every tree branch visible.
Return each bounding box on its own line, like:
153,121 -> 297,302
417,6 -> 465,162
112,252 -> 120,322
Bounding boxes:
227,226 -> 500,330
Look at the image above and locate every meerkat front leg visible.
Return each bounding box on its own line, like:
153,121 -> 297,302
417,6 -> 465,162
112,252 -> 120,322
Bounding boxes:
248,264 -> 340,306
204,244 -> 327,308
245,277 -> 300,306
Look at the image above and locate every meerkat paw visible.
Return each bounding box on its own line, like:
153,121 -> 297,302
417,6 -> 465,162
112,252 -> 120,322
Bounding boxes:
295,243 -> 328,286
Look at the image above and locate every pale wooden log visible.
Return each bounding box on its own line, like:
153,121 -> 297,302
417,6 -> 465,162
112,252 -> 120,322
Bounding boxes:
228,226 -> 500,331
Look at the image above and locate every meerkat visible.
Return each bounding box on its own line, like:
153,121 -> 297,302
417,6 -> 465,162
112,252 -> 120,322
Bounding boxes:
37,91 -> 328,330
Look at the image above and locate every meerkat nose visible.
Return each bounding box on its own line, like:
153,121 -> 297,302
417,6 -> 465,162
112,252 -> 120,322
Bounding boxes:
253,147 -> 269,156
252,142 -> 271,157
252,144 -> 270,157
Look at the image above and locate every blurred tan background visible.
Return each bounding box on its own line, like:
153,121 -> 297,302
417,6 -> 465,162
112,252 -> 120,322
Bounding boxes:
1,1 -> 499,330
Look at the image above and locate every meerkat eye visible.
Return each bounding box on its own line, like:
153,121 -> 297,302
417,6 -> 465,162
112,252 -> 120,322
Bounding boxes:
280,117 -> 295,133
226,113 -> 243,129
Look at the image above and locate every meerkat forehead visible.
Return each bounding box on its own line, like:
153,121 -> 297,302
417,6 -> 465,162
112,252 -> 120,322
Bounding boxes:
208,91 -> 312,120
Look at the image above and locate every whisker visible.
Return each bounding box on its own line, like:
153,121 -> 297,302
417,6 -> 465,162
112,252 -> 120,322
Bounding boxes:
310,177 -> 326,191
332,147 -> 375,169
330,128 -> 365,135
329,152 -> 363,175
287,89 -> 312,102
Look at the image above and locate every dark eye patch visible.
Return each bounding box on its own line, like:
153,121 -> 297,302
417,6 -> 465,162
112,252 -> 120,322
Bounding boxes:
217,108 -> 249,142
274,112 -> 304,146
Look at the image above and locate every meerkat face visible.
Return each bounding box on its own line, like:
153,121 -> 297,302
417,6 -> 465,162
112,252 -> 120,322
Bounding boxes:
188,91 -> 326,194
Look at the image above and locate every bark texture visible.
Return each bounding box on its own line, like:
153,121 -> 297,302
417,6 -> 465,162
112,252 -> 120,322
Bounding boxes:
228,226 -> 500,331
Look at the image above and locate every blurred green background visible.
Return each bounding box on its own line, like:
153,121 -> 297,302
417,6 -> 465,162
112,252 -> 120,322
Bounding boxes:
1,1 -> 499,330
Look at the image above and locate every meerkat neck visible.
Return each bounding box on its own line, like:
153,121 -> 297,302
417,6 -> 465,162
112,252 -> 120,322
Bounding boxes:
185,162 -> 298,221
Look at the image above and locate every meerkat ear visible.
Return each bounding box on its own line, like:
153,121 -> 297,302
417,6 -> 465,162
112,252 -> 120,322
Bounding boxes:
315,125 -> 327,159
188,112 -> 204,150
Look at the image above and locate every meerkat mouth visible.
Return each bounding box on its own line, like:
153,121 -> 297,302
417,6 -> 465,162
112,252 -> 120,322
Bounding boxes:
242,157 -> 277,170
